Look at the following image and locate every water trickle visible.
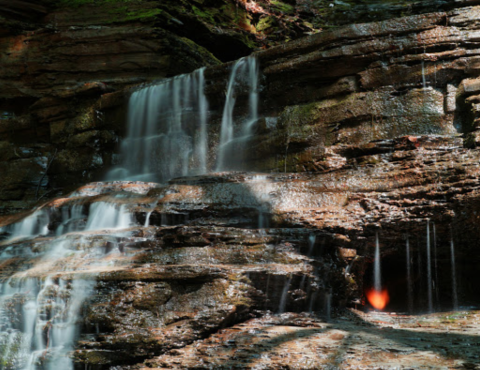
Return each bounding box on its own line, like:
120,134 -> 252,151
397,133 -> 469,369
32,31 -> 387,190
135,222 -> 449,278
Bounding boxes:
416,240 -> 423,309
367,233 -> 389,310
278,275 -> 291,314
406,237 -> 413,313
307,234 -> 316,257
216,56 -> 259,171
426,220 -> 433,313
106,68 -> 209,182
433,222 -> 439,309
144,202 -> 157,227
308,269 -> 319,314
373,232 -> 381,292
421,60 -> 427,89
324,289 -> 332,321
144,211 -> 153,227
450,237 -> 459,310
258,211 -> 269,229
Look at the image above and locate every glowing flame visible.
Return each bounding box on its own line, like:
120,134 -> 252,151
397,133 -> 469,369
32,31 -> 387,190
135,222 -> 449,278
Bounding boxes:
366,289 -> 390,310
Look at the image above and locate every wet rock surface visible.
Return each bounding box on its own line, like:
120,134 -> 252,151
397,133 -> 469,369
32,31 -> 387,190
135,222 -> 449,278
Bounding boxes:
1,134 -> 480,368
4,3 -> 480,210
3,2 -> 480,369
134,309 -> 480,370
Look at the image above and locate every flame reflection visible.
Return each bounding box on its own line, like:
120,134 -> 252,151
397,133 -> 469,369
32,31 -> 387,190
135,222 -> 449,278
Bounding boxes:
366,289 -> 390,310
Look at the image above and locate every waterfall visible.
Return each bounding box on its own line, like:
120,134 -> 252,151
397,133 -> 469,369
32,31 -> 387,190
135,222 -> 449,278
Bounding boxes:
106,68 -> 209,182
426,220 -> 433,313
0,198 -> 138,369
0,263 -> 95,370
216,56 -> 259,171
85,202 -> 132,231
55,205 -> 84,236
2,209 -> 50,243
106,56 -> 259,181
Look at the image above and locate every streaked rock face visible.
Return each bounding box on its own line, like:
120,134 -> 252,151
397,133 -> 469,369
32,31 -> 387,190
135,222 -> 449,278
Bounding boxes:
1,132 -> 480,368
2,2 -> 480,369
4,3 -> 480,210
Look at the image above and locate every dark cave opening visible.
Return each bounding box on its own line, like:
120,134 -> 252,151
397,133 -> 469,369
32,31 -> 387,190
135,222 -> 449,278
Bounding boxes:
363,244 -> 480,314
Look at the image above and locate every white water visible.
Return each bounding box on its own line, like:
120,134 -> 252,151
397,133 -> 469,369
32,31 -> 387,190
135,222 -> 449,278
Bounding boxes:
106,68 -> 209,182
2,210 -> 50,243
85,202 -> 132,231
426,220 -> 433,313
55,204 -> 84,236
106,56 -> 259,181
0,199 -> 138,369
373,233 -> 381,292
0,266 -> 95,370
450,238 -> 459,310
216,56 -> 259,171
421,60 -> 427,89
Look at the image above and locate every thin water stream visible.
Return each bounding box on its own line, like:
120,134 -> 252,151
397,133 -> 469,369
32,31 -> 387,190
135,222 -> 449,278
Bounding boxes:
406,237 -> 413,313
451,237 -> 459,310
426,220 -> 433,313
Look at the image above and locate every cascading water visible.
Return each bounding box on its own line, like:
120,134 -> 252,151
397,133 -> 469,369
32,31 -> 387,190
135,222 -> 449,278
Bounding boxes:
85,202 -> 132,231
216,56 -> 259,171
0,198 -> 139,369
106,68 -> 209,182
55,205 -> 84,236
2,210 -> 50,243
0,277 -> 94,370
106,56 -> 259,181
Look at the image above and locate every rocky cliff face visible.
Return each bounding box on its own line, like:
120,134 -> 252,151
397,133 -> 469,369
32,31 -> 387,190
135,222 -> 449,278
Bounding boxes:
1,0 -> 316,213
2,1 -> 480,369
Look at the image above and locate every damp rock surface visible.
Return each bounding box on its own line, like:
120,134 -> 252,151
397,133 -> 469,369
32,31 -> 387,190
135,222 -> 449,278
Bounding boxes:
3,2 -> 480,369
2,132 -> 480,368
134,309 -> 480,370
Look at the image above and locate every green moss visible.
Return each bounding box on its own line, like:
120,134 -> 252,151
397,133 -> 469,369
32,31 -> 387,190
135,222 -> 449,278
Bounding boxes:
122,8 -> 162,22
257,16 -> 277,33
191,5 -> 216,24
270,0 -> 295,14
178,37 -> 222,65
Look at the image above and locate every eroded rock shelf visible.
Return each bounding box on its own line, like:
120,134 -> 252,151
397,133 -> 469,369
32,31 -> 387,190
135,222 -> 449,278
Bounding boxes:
2,1 -> 480,369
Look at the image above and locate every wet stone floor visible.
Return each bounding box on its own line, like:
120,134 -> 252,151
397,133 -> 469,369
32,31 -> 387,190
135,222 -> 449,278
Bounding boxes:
141,309 -> 480,370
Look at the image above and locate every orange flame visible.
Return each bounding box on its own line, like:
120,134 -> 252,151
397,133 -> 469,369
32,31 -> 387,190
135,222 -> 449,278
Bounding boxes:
366,289 -> 390,310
